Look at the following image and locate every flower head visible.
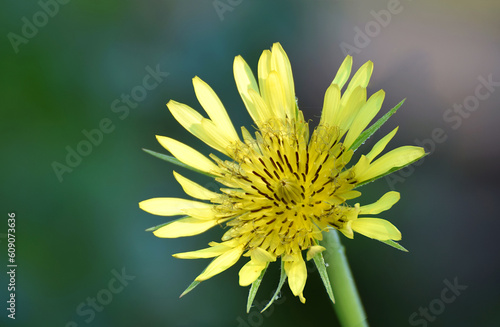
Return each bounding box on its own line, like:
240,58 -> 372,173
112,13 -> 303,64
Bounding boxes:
140,43 -> 425,306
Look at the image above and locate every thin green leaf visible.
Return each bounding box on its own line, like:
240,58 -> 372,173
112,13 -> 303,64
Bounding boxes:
312,251 -> 336,304
350,98 -> 406,152
142,148 -> 217,178
246,263 -> 269,313
144,216 -> 190,232
261,260 -> 287,313
355,152 -> 428,188
180,279 -> 200,298
378,239 -> 409,252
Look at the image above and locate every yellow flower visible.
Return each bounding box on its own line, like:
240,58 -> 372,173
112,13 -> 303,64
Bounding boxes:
140,43 -> 425,307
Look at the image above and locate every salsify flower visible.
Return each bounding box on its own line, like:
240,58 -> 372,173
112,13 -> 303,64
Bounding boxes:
140,42 -> 425,308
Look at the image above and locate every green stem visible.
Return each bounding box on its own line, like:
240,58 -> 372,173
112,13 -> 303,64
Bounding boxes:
322,229 -> 368,327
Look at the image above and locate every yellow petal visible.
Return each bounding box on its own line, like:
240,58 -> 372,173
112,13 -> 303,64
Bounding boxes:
366,127 -> 398,162
351,218 -> 401,241
338,190 -> 362,200
332,55 -> 353,89
319,83 -> 341,127
306,245 -> 326,261
271,42 -> 296,119
139,197 -> 213,216
173,242 -> 233,259
196,244 -> 244,281
250,247 -> 276,263
284,255 -> 307,299
343,60 -> 373,98
192,76 -> 239,141
338,220 -> 354,239
359,191 -> 400,215
241,126 -> 260,153
153,217 -> 227,238
167,100 -> 229,155
248,88 -> 273,125
264,71 -> 287,120
167,99 -> 203,130
156,135 -> 220,175
257,49 -> 272,103
189,119 -> 232,155
233,55 -> 260,123
173,171 -> 219,201
239,260 -> 267,286
344,90 -> 386,149
335,86 -> 366,134
359,146 -> 426,182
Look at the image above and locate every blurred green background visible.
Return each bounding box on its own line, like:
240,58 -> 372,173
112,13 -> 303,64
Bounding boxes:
2,0 -> 499,326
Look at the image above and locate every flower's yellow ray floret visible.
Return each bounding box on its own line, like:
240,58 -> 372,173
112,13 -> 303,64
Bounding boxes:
284,254 -> 307,303
173,171 -> 219,201
196,244 -> 245,281
156,135 -> 221,175
192,76 -> 240,142
357,146 -> 425,182
153,217 -> 230,238
351,218 -> 402,241
139,198 -> 213,217
331,55 -> 353,88
366,127 -> 399,161
140,42 -> 425,306
359,191 -> 400,215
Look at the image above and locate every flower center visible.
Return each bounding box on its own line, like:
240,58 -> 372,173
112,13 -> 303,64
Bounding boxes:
214,118 -> 356,256
275,178 -> 302,205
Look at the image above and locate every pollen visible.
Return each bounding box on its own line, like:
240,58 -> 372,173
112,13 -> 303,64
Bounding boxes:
212,119 -> 355,259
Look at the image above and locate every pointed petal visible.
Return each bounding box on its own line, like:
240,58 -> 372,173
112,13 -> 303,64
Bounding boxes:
195,245 -> 244,281
155,135 -> 220,175
271,42 -> 296,119
239,260 -> 267,287
234,55 -> 260,123
335,86 -> 366,134
344,90 -> 386,149
167,100 -> 230,155
192,76 -> 239,141
306,245 -> 326,261
264,71 -> 287,120
365,127 -> 398,162
139,198 -> 213,217
143,148 -> 217,178
250,247 -> 276,263
284,254 -> 307,301
343,60 -> 373,98
257,49 -> 272,104
173,243 -> 233,259
319,83 -> 341,126
332,55 -> 353,89
173,171 -> 219,201
351,218 -> 402,241
248,88 -> 273,125
153,217 -> 227,238
359,191 -> 400,215
359,146 -> 426,182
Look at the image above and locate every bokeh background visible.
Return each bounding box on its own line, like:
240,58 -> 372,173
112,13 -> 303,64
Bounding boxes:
2,0 -> 500,326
